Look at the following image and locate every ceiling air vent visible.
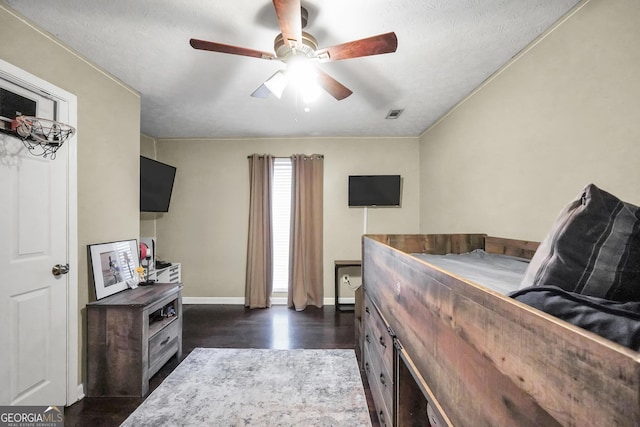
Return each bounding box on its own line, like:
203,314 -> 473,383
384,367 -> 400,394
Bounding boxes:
386,109 -> 404,119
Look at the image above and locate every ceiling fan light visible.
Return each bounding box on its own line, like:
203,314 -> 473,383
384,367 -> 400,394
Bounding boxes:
264,70 -> 288,99
285,58 -> 321,102
286,57 -> 315,86
302,84 -> 322,103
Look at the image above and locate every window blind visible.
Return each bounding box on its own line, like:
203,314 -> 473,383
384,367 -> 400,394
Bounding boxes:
272,158 -> 292,292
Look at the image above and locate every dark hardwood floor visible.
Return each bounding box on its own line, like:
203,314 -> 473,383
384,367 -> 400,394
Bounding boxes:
65,304 -> 379,426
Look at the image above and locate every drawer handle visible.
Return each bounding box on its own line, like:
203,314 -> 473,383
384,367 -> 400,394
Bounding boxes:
160,336 -> 170,346
379,336 -> 387,348
365,334 -> 371,344
380,372 -> 386,387
365,362 -> 370,374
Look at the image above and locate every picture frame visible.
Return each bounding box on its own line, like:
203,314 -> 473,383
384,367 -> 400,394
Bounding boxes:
89,239 -> 140,299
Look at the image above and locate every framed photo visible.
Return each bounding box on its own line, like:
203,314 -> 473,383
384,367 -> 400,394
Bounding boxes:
89,239 -> 139,299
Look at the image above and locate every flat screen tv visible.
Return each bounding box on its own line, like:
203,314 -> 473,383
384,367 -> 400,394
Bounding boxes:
140,156 -> 177,212
348,175 -> 402,207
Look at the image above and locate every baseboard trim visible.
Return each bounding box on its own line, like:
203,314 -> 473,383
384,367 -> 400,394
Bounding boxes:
72,383 -> 85,405
182,297 -> 245,305
182,297 -> 353,306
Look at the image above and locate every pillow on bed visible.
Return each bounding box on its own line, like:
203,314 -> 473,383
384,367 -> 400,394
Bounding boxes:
519,183 -> 640,301
511,285 -> 640,351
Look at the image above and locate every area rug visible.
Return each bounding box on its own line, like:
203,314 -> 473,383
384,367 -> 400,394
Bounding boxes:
120,348 -> 372,426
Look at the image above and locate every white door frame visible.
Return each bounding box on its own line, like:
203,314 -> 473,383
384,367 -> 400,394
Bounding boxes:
0,58 -> 79,405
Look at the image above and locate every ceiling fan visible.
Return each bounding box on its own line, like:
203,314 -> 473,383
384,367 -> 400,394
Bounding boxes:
189,0 -> 398,101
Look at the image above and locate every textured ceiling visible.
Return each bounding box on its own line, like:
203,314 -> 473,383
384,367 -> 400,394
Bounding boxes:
5,0 -> 580,139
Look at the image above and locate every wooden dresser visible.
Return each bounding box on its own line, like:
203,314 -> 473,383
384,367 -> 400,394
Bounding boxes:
87,282 -> 183,397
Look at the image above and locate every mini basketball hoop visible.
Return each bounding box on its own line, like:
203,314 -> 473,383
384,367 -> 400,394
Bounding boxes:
12,115 -> 76,159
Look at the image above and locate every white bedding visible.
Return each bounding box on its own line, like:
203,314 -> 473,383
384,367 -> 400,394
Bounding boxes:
411,249 -> 528,295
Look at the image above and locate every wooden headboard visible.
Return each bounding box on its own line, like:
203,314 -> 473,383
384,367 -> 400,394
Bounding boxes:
365,234 -> 539,259
484,236 -> 539,260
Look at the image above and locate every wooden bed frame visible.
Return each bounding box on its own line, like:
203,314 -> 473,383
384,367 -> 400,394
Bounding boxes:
361,234 -> 640,427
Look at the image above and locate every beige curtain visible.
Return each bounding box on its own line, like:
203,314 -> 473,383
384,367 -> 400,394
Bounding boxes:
288,154 -> 324,310
245,154 -> 274,308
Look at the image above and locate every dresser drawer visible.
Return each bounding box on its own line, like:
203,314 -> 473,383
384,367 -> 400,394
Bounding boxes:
148,320 -> 180,376
365,325 -> 394,413
355,286 -> 364,366
364,293 -> 394,375
364,343 -> 393,427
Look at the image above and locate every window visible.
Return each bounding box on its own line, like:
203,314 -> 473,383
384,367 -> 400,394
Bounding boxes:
272,158 -> 292,292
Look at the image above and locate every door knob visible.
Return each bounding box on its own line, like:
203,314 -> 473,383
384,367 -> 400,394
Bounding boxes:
52,263 -> 69,277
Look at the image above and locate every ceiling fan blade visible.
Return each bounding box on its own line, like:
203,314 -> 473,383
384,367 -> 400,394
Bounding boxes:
272,0 -> 302,48
263,71 -> 288,99
190,38 -> 276,60
251,71 -> 288,99
316,69 -> 353,101
251,84 -> 272,99
316,32 -> 398,62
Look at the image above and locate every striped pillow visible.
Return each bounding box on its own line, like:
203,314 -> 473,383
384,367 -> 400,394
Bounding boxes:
520,184 -> 640,301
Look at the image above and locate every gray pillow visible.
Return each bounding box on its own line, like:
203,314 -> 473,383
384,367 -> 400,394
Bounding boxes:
520,183 -> 640,301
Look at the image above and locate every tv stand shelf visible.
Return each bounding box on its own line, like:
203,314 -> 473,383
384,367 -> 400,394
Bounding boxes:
148,313 -> 177,337
87,282 -> 183,397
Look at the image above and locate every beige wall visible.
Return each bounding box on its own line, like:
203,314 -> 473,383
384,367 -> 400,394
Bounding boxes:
419,0 -> 640,241
1,4 -> 141,386
152,137 -> 420,300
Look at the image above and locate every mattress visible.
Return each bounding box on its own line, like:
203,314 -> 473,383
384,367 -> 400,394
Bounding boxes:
411,249 -> 528,294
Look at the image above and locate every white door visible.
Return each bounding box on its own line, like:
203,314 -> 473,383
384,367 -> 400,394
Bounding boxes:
0,67 -> 72,405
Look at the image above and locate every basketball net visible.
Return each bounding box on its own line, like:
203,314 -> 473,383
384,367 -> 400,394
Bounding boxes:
11,115 -> 76,159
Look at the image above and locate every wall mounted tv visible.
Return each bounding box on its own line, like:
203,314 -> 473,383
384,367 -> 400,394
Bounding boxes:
348,175 -> 402,207
140,156 -> 177,212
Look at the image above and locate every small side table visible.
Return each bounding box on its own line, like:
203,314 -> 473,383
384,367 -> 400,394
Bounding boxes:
334,260 -> 362,312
